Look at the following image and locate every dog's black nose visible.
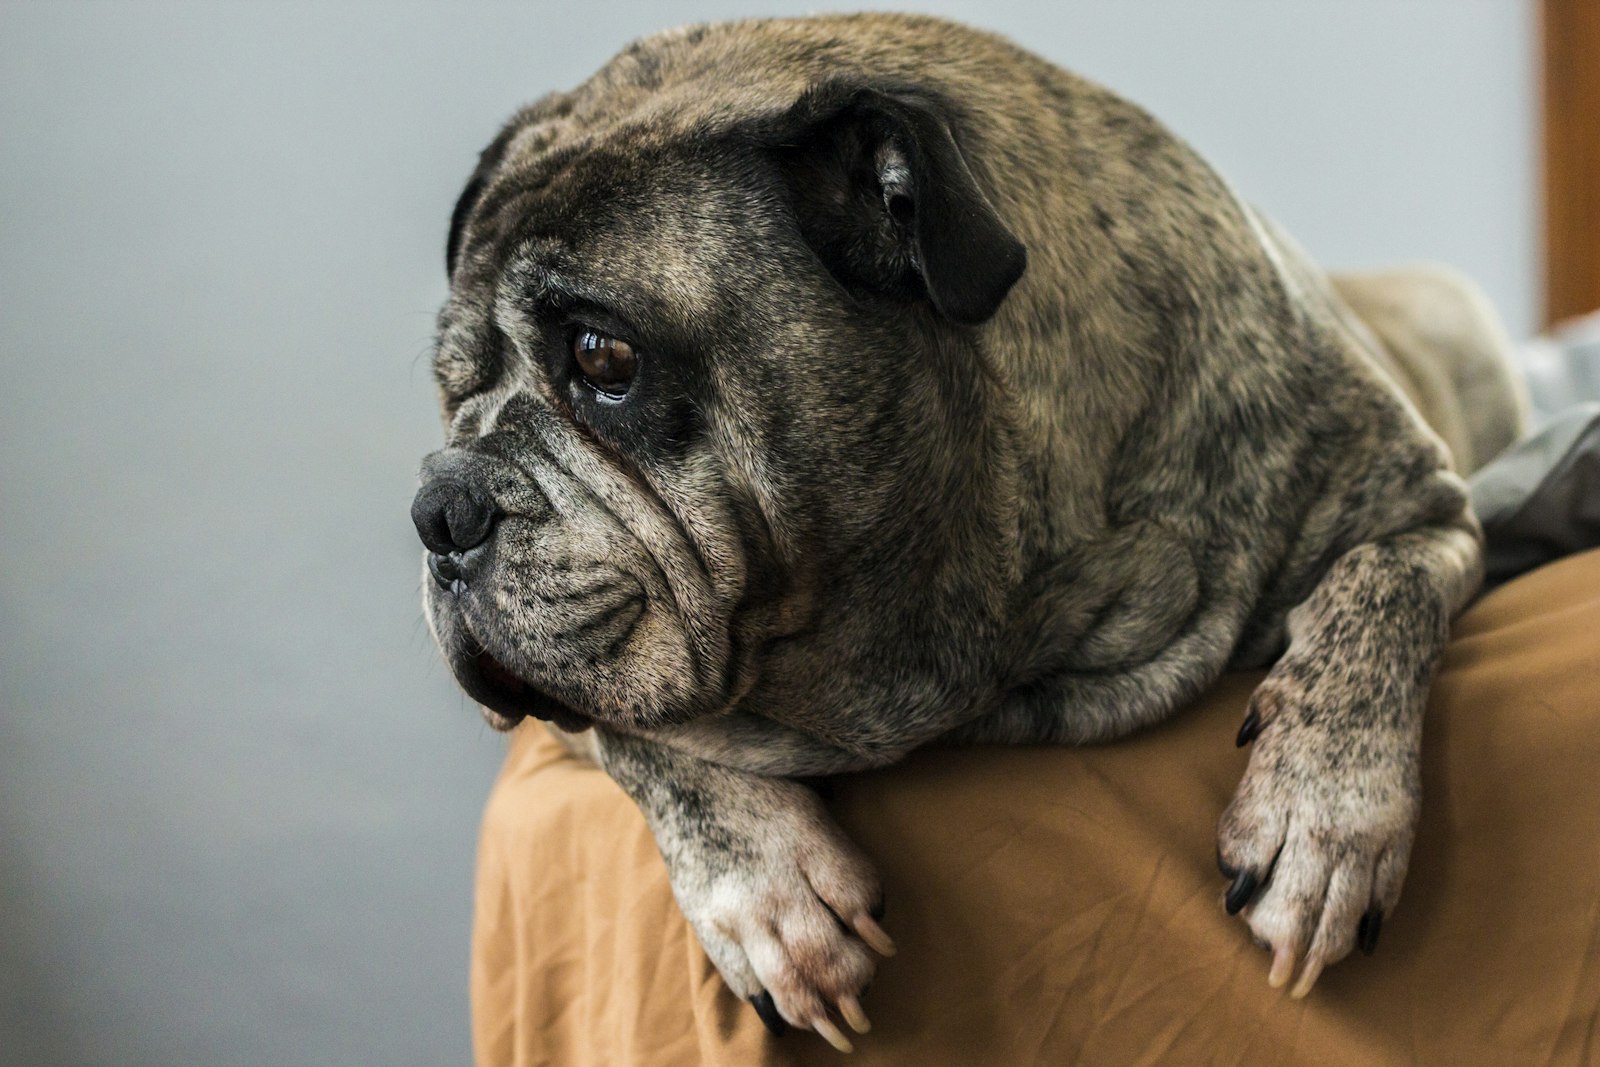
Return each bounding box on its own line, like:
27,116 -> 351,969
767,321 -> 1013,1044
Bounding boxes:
411,478 -> 498,557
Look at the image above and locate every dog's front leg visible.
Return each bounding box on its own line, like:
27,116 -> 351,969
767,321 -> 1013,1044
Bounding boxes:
1217,512 -> 1482,997
588,727 -> 893,1051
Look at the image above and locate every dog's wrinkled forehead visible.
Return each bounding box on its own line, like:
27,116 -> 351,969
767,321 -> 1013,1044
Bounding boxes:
457,119 -> 779,330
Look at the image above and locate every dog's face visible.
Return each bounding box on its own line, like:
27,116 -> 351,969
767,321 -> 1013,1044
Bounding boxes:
416,79 -> 1026,734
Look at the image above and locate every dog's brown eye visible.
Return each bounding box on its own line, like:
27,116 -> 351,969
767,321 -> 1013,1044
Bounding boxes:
572,329 -> 637,397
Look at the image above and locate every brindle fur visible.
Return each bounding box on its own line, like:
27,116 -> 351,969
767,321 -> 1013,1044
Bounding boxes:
419,14 -> 1525,1043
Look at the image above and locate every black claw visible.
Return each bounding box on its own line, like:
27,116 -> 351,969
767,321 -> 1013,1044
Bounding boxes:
1358,909 -> 1383,956
1235,707 -> 1261,747
1224,869 -> 1260,915
750,991 -> 787,1036
869,895 -> 886,921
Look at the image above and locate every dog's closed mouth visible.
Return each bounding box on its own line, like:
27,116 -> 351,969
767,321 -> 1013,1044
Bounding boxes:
469,647 -> 592,733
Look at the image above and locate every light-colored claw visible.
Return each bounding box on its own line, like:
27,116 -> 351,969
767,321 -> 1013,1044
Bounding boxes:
813,1015 -> 854,1053
853,914 -> 897,957
1268,945 -> 1296,989
838,994 -> 871,1034
1289,957 -> 1324,999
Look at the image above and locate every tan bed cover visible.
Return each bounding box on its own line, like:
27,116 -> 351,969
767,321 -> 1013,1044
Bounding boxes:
472,550 -> 1600,1065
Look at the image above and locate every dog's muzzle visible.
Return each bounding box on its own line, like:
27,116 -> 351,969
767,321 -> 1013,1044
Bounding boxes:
412,450 -> 597,733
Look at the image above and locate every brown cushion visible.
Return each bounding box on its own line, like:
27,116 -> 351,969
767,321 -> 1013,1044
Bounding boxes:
472,549 -> 1600,1065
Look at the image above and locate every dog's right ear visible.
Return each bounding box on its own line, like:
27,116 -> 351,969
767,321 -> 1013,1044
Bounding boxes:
446,111 -> 539,280
755,80 -> 1026,325
447,130 -> 518,280
449,95 -> 582,280
446,173 -> 489,281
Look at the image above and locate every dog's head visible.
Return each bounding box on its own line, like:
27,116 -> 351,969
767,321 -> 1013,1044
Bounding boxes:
416,31 -> 1027,734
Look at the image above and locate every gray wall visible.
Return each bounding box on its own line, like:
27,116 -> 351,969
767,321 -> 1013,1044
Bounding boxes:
0,2 -> 1533,1064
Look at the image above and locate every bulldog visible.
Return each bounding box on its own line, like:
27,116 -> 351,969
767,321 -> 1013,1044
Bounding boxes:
414,13 -> 1525,1052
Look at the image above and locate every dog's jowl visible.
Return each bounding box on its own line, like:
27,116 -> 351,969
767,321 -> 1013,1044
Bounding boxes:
414,14 -> 1525,1049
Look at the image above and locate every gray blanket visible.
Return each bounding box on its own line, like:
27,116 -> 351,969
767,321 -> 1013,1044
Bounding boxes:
1472,402 -> 1600,589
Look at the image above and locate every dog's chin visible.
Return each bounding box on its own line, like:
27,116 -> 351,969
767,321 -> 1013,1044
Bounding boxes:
455,646 -> 594,734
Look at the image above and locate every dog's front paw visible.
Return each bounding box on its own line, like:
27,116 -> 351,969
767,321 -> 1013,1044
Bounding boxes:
1217,686 -> 1419,997
670,788 -> 893,1052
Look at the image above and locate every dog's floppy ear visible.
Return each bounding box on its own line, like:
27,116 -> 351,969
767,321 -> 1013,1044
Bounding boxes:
446,120 -> 527,280
762,81 -> 1026,325
446,173 -> 488,280
449,94 -> 582,279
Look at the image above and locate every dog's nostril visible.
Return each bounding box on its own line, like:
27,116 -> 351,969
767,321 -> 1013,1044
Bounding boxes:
427,551 -> 465,591
411,478 -> 498,555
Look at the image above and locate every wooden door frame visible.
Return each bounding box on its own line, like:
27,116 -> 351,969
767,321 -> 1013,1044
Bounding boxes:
1542,0 -> 1600,326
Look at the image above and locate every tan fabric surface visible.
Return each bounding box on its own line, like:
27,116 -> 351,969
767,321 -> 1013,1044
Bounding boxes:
472,550 -> 1600,1066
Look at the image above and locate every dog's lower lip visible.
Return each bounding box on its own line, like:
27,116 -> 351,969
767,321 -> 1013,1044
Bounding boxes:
471,648 -> 592,731
477,654 -> 531,696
